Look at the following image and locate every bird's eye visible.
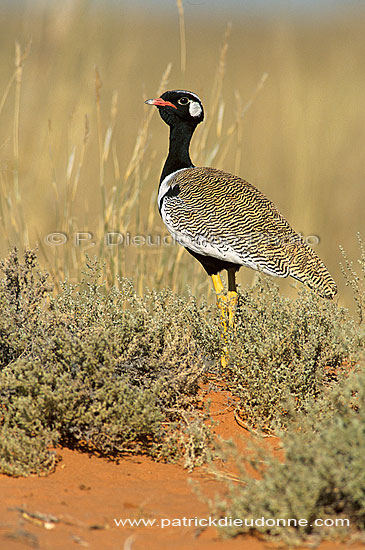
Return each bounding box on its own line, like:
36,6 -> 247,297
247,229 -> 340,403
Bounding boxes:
178,97 -> 190,105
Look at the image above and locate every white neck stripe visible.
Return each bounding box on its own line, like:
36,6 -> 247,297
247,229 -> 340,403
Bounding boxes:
158,168 -> 190,210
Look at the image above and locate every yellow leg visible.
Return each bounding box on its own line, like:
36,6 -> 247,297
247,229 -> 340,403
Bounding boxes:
212,269 -> 238,368
227,267 -> 238,329
227,290 -> 238,328
211,273 -> 229,368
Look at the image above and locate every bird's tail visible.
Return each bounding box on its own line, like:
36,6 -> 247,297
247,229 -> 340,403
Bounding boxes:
288,241 -> 337,299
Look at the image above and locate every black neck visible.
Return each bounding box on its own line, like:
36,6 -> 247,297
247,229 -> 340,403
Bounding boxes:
160,121 -> 195,182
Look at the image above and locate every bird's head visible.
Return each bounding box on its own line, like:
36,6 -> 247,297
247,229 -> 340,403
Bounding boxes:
145,90 -> 204,128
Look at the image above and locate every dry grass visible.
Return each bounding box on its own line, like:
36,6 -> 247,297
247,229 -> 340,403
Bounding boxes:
0,1 -> 364,306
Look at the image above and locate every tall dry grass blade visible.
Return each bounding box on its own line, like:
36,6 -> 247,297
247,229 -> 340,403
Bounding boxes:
0,39 -> 31,118
100,91 -> 119,227
216,72 -> 269,168
95,66 -> 106,215
47,119 -> 60,228
233,90 -> 243,175
216,100 -> 225,138
72,115 -> 90,202
146,180 -> 158,232
13,41 -> 30,197
112,142 -> 120,181
176,0 -> 186,79
103,91 -> 118,163
0,73 -> 16,118
237,71 -> 269,123
12,40 -> 31,246
171,246 -> 185,289
0,174 -> 11,240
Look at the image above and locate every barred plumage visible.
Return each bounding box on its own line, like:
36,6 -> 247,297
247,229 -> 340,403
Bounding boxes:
160,166 -> 337,299
145,89 -> 337,300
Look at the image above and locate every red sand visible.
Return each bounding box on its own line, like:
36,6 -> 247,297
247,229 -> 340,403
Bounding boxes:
1,388 -> 363,550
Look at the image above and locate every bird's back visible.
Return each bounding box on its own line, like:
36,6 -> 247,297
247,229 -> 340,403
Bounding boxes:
161,166 -> 337,299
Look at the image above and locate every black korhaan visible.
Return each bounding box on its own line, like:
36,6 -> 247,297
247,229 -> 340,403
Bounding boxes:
145,89 -> 337,367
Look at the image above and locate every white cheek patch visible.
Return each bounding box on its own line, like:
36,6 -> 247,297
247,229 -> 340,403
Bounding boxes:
189,101 -> 202,118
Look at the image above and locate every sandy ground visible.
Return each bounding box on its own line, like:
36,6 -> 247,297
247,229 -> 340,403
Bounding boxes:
1,387 -> 363,550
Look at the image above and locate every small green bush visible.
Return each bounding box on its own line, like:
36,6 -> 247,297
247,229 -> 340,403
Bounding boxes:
207,365 -> 365,545
0,250 -> 212,475
223,276 -> 360,430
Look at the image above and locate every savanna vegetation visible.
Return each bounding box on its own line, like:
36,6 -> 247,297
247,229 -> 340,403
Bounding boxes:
0,1 -> 364,546
0,1 -> 364,302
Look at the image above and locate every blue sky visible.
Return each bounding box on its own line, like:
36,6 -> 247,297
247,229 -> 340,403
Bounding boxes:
107,0 -> 362,15
3,0 -> 361,14
2,0 -> 362,21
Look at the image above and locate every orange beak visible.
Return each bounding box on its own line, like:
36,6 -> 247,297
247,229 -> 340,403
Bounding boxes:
145,97 -> 177,109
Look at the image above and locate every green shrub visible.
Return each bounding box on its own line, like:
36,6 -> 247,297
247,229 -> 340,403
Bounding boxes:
223,277 -> 360,430
0,250 -> 212,475
207,365 -> 365,545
